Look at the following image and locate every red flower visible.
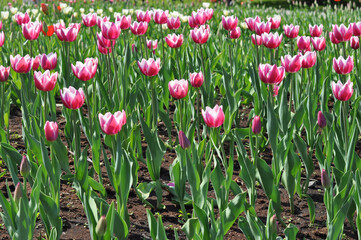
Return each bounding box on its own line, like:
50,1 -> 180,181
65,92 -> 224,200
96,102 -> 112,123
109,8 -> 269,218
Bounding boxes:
42,25 -> 54,37
41,3 -> 49,15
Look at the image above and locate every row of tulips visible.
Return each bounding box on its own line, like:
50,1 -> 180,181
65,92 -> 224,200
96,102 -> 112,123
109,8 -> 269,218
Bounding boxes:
0,1 -> 360,239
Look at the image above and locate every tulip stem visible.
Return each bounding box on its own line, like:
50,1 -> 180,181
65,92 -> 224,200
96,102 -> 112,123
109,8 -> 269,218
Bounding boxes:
177,100 -> 182,131
110,41 -> 122,109
105,54 -> 112,96
123,31 -> 127,55
342,101 -> 349,170
199,44 -> 206,85
255,40 -> 259,67
66,42 -> 70,87
229,40 -> 233,85
73,110 -> 80,167
30,40 -> 33,58
84,81 -> 93,134
150,77 -> 157,130
160,25 -> 165,65
43,91 -> 47,127
0,83 -> 4,129
175,48 -> 181,79
196,88 -> 201,142
342,41 -> 347,58
143,35 -> 148,59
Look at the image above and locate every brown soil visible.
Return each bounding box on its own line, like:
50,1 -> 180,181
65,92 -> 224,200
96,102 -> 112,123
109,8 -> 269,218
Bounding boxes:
0,104 -> 358,240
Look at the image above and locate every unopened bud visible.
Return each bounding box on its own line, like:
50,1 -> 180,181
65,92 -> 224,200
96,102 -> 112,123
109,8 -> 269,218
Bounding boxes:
252,115 -> 261,134
14,182 -> 22,206
96,215 -> 107,237
20,155 -> 30,178
317,111 -> 326,128
270,214 -> 277,233
321,169 -> 330,189
178,130 -> 190,149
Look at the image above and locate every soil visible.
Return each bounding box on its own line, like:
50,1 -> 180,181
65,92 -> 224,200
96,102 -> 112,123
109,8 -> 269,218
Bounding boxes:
0,103 -> 358,240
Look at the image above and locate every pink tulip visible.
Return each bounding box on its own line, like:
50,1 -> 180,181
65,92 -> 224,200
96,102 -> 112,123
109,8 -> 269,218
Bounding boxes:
331,80 -> 353,101
97,41 -> 111,55
333,56 -> 354,75
329,32 -> 340,45
202,105 -> 225,128
188,16 -> 198,28
167,17 -> 180,30
258,64 -> 285,85
332,24 -> 352,42
44,121 -> 58,141
116,15 -> 131,30
165,33 -> 183,48
190,25 -> 210,44
56,23 -> 81,42
101,21 -> 121,40
71,58 -> 98,81
317,111 -> 326,128
281,54 -> 301,73
136,10 -> 152,23
300,51 -> 317,69
190,72 -> 203,88
251,34 -> 263,45
268,16 -> 281,29
192,10 -> 206,26
0,32 -> 4,47
252,115 -> 261,134
98,110 -> 126,135
178,130 -> 190,149
0,66 -> 10,82
255,21 -> 271,36
309,24 -> 323,37
204,8 -> 214,21
22,21 -> 42,40
353,22 -> 361,37
273,85 -> 280,96
137,58 -> 161,77
153,10 -> 168,24
15,12 -> 30,25
262,32 -> 282,49
97,16 -> 110,29
53,21 -> 66,32
244,16 -> 261,32
222,15 -> 238,31
350,36 -> 359,50
283,24 -> 299,39
34,70 -> 58,91
32,55 -> 41,70
60,86 -> 85,109
130,21 -> 148,35
0,21 -> 2,31
10,54 -> 33,73
168,79 -> 188,99
297,36 -> 310,51
97,32 -> 115,49
82,13 -> 97,27
147,39 -> 158,50
321,169 -> 330,188
311,37 -> 326,51
40,52 -> 57,70
230,27 -> 241,39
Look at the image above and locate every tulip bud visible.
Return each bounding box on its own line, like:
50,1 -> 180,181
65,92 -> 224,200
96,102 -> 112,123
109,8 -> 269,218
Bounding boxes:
321,169 -> 330,189
252,116 -> 261,134
96,215 -> 107,237
270,214 -> 277,234
20,155 -> 30,177
317,111 -> 326,128
178,130 -> 190,149
14,182 -> 22,206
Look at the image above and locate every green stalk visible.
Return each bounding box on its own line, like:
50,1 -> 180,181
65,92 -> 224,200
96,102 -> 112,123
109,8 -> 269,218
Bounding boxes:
106,54 -> 112,96
150,77 -> 157,130
143,35 -> 149,59
196,88 -> 201,142
199,44 -> 206,84
73,110 -> 80,168
0,83 -> 4,128
110,41 -> 122,108
84,81 -> 93,134
342,101 -> 349,170
160,25 -> 165,65
229,39 -> 233,86
175,48 -> 182,79
66,42 -> 70,87
43,91 -> 47,127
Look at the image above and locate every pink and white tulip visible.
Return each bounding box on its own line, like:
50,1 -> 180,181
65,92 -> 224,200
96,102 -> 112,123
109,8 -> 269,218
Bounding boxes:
190,25 -> 210,44
301,51 -> 317,69
283,24 -> 299,39
258,64 -> 285,85
189,72 -> 204,88
332,24 -> 352,42
137,58 -> 161,77
222,15 -> 238,31
281,54 -> 301,73
309,24 -> 323,37
10,54 -> 33,73
60,86 -> 85,109
34,70 -> 58,91
311,37 -> 326,51
0,66 -> 10,82
153,10 -> 168,24
331,80 -> 353,101
168,79 -> 188,99
98,110 -> 127,135
22,21 -> 42,40
44,121 -> 59,142
244,16 -> 261,32
333,56 -> 354,75
82,13 -> 97,27
40,53 -> 57,70
202,105 -> 225,128
71,58 -> 98,81
130,21 -> 148,35
262,32 -> 282,49
167,17 -> 180,30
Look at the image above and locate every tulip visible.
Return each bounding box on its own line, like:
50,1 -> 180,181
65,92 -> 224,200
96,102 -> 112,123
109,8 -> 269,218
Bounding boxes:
41,3 -> 49,15
153,10 -> 168,24
44,121 -> 59,142
40,52 -> 57,70
71,58 -> 98,81
0,21 -> 2,30
190,25 -> 210,44
14,12 -> 30,25
165,33 -> 183,48
191,10 -> 206,26
189,72 -> 204,88
20,155 -> 30,177
353,22 -> 361,37
258,64 -> 285,85
22,21 -> 42,40
332,24 -> 352,42
188,16 -> 198,28
14,182 -> 22,206
131,43 -> 137,53
97,16 -> 109,29
311,37 -> 326,51
97,41 -> 111,55
350,36 -> 359,50
98,110 -> 127,135
283,24 -> 299,39
0,31 -> 3,47
178,130 -> 191,149
146,39 -> 158,50
321,169 -> 330,189
137,58 -> 161,77
10,54 -> 33,73
273,85 -> 280,96
136,10 -> 152,23
329,32 -> 340,45
230,27 -> 241,39
116,15 -> 131,30
60,86 -> 85,109
255,21 -> 271,36
309,24 -> 323,37
244,16 -> 261,32
97,32 -> 115,49
168,79 -> 188,99
333,56 -> 353,75
262,32 -> 282,49
300,51 -> 317,69
251,34 -> 263,45
317,111 -> 326,128
281,54 -> 301,73
202,105 -> 225,128
252,115 -> 261,134
204,8 -> 214,21
101,21 -> 121,40
34,70 -> 58,91
82,13 -> 97,27
56,23 -> 80,42
130,21 -> 148,35
42,25 -> 54,37
268,16 -> 281,29
53,21 -> 66,32
96,216 -> 107,237
270,215 -> 278,234
297,36 -> 310,51
331,80 -> 353,101
0,66 -> 10,82
222,15 -> 238,31
167,16 -> 180,30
